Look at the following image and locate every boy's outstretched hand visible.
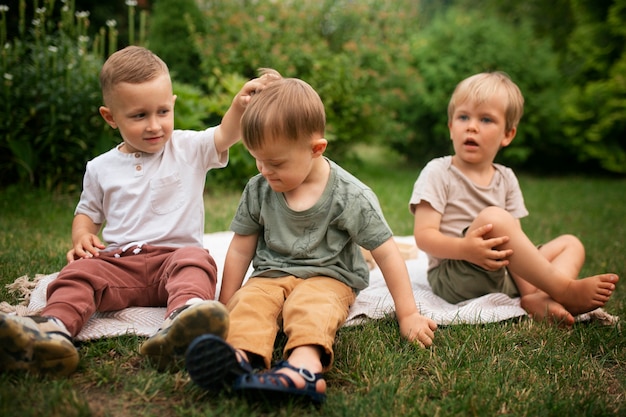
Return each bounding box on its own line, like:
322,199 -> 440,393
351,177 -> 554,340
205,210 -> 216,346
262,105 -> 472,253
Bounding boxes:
398,311 -> 437,348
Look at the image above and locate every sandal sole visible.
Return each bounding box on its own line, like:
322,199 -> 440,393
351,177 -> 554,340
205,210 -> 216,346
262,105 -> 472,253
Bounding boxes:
185,334 -> 249,390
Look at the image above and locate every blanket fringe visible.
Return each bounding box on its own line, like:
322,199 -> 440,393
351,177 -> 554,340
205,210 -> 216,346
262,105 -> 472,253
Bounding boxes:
0,274 -> 46,316
584,308 -> 620,326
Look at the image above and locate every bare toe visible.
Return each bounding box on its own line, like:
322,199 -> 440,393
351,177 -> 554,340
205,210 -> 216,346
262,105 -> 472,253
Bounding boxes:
559,274 -> 618,316
521,292 -> 575,327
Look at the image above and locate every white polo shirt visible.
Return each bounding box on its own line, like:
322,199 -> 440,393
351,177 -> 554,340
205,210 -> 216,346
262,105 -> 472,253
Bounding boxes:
75,128 -> 227,251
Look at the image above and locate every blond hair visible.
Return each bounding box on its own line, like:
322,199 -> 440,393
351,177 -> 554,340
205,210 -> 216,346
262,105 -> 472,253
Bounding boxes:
99,46 -> 170,106
448,72 -> 524,132
241,69 -> 326,150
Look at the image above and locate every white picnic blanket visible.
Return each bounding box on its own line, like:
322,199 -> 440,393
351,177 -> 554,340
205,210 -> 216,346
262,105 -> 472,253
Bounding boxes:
16,232 -> 615,341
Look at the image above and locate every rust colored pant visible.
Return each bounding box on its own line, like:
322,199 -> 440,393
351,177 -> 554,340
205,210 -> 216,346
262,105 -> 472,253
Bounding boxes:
42,245 -> 218,337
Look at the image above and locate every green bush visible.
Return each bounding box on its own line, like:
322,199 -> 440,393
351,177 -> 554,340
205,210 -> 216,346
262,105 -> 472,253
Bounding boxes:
147,0 -> 204,85
563,58 -> 626,173
559,0 -> 626,174
0,1 -> 117,191
3,0 -> 623,189
191,0 -> 421,161
0,0 -> 250,190
392,8 -> 564,170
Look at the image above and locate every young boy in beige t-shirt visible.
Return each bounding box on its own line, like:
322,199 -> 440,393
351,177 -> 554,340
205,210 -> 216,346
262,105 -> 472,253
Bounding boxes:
410,71 -> 618,326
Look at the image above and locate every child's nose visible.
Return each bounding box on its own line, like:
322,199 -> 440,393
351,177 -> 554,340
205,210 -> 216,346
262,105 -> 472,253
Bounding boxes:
146,116 -> 161,131
257,161 -> 269,175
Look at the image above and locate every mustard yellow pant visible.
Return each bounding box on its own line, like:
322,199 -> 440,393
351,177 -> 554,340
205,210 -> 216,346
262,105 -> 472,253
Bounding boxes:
226,276 -> 356,371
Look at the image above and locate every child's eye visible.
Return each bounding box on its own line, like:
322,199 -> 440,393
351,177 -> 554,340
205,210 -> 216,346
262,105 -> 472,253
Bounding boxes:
481,117 -> 493,123
132,113 -> 145,119
158,109 -> 170,115
458,114 -> 469,121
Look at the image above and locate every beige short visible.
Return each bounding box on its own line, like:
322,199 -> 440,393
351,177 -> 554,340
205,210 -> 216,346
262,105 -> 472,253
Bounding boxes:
427,259 -> 520,304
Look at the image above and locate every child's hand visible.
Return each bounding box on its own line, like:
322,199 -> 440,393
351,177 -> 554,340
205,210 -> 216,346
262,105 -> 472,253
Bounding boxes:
398,311 -> 437,348
215,70 -> 281,153
67,234 -> 105,263
235,72 -> 281,109
463,223 -> 513,271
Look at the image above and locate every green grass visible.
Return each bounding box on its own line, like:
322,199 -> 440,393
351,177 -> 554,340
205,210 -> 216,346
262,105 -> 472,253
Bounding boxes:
1,153 -> 625,416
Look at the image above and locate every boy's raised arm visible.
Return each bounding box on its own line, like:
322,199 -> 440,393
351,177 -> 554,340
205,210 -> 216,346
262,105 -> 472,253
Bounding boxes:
214,75 -> 279,154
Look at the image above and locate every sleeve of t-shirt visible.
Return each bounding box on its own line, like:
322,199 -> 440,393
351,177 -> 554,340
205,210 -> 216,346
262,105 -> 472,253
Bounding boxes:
503,167 -> 529,219
230,176 -> 263,236
344,188 -> 393,251
74,161 -> 105,224
408,158 -> 449,215
174,127 -> 228,171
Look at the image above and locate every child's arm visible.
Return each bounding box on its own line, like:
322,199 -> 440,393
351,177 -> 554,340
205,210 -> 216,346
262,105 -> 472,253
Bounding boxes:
219,232 -> 258,304
371,237 -> 437,348
213,74 -> 279,154
413,202 -> 512,271
66,213 -> 104,263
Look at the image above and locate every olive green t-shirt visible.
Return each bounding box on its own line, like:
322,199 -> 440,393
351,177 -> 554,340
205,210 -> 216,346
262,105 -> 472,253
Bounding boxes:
230,159 -> 392,292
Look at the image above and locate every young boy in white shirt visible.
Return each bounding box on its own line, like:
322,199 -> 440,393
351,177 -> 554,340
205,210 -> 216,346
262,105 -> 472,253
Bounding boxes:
0,46 -> 275,375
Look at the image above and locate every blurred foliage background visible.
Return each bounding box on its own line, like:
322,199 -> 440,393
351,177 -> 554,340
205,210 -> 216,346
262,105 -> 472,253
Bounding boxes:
1,0 -> 625,191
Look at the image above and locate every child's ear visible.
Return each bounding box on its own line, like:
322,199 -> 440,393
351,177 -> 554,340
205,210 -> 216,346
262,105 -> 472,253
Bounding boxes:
501,126 -> 517,147
99,106 -> 117,129
311,138 -> 328,156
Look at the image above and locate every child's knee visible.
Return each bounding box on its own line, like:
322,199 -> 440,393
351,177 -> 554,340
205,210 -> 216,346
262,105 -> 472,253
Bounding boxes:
476,206 -> 516,228
559,234 -> 585,253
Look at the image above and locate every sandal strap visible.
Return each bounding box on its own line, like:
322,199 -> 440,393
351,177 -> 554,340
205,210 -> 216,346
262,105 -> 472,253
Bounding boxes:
273,360 -> 323,384
234,360 -> 326,404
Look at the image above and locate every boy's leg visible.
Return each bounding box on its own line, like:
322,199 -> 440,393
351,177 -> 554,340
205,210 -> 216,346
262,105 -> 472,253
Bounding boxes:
0,249 -> 161,376
231,277 -> 352,403
226,277 -> 292,368
44,247 -> 170,337
275,277 -> 354,392
158,246 -> 219,315
474,206 -> 618,316
282,276 -> 355,372
185,277 -> 289,391
511,234 -> 584,325
139,246 -> 226,369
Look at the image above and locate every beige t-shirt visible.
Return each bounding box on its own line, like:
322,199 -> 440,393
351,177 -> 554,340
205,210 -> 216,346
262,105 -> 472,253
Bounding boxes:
409,156 -> 528,270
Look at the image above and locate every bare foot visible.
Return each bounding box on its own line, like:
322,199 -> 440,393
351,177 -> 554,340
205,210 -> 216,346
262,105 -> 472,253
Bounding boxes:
274,362 -> 327,394
554,274 -> 618,315
520,291 -> 575,327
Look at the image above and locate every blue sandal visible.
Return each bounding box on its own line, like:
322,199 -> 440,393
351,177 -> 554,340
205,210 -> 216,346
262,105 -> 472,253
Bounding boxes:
234,360 -> 326,404
185,334 -> 253,391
